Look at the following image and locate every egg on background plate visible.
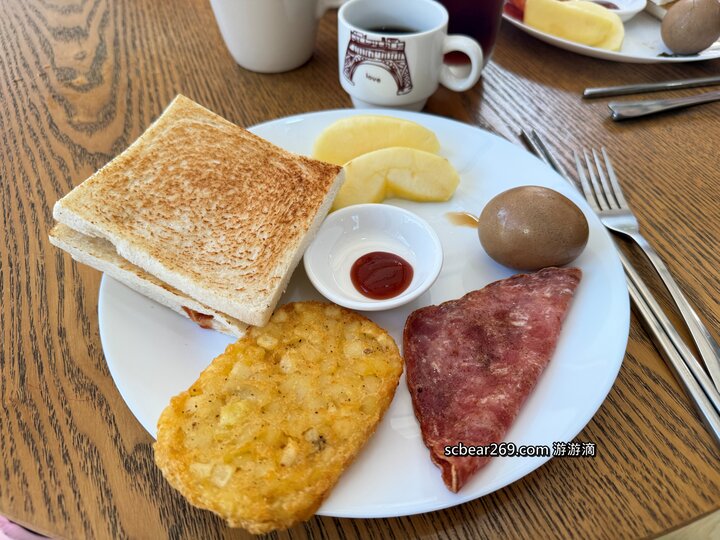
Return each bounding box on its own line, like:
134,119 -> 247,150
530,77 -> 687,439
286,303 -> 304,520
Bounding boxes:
661,0 -> 720,54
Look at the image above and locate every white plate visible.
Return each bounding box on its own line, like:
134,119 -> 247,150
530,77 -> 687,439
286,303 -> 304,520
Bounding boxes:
503,10 -> 720,63
98,109 -> 630,518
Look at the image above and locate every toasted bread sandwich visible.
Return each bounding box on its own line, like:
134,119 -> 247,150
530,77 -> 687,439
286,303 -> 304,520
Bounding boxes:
49,223 -> 248,336
51,95 -> 344,331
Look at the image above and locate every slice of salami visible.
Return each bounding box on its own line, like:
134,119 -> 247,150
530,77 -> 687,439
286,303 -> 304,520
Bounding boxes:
404,266 -> 582,492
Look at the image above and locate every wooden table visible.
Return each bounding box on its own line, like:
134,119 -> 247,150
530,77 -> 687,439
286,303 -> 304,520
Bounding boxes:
1,1 -> 719,538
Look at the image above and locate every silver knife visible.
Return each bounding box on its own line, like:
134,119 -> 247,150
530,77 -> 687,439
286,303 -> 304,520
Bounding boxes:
626,275 -> 720,445
608,90 -> 720,121
520,128 -> 720,446
584,75 -> 720,99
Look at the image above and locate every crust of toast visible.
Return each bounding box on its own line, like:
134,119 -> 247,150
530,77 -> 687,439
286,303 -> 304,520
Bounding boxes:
53,95 -> 344,327
49,224 -> 248,337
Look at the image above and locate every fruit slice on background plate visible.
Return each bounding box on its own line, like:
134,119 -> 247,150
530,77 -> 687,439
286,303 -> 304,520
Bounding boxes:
524,0 -> 624,51
313,115 -> 441,166
331,147 -> 460,211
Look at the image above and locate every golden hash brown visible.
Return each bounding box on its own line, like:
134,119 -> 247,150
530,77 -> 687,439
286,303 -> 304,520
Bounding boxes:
153,301 -> 403,534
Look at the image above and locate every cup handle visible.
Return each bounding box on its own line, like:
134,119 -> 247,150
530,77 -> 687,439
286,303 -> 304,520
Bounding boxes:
439,35 -> 483,92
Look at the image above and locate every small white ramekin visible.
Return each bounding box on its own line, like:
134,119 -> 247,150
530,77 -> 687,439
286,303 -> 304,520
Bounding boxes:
303,204 -> 443,311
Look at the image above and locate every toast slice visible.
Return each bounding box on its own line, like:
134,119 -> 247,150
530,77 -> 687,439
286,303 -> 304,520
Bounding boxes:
49,224 -> 248,337
53,95 -> 344,327
154,302 -> 403,533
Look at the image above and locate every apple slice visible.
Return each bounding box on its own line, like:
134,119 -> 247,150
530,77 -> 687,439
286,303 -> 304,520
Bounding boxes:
313,115 -> 440,166
331,168 -> 386,210
524,0 -> 624,51
331,147 -> 459,211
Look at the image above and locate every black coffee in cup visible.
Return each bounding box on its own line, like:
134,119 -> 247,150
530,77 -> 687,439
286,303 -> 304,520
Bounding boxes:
364,25 -> 419,34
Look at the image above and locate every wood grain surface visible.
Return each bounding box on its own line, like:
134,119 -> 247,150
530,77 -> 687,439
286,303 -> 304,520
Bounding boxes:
1,0 -> 719,538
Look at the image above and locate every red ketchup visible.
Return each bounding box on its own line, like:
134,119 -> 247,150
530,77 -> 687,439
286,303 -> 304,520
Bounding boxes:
351,251 -> 414,300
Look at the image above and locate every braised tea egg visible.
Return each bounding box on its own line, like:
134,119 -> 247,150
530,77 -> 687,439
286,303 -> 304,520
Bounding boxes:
478,186 -> 589,270
661,0 -> 720,55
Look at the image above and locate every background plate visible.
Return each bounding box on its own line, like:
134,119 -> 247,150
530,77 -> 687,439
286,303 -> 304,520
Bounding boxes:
98,109 -> 630,518
503,11 -> 720,63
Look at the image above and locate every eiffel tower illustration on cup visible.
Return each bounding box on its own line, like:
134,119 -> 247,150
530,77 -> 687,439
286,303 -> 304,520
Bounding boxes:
343,31 -> 413,95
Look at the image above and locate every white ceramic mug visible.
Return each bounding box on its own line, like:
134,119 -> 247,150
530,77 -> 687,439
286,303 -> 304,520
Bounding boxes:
338,0 -> 483,110
210,0 -> 346,73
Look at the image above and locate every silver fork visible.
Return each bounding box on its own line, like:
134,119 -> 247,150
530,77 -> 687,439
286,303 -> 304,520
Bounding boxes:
523,129 -> 720,445
574,148 -> 720,392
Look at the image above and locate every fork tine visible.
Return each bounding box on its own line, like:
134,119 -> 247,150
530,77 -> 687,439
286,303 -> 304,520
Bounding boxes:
583,149 -> 611,211
602,147 -> 629,208
573,150 -> 600,212
592,148 -> 619,209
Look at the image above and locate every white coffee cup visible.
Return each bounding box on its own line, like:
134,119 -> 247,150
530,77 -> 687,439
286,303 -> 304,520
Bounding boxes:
338,0 -> 483,110
210,0 -> 346,73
